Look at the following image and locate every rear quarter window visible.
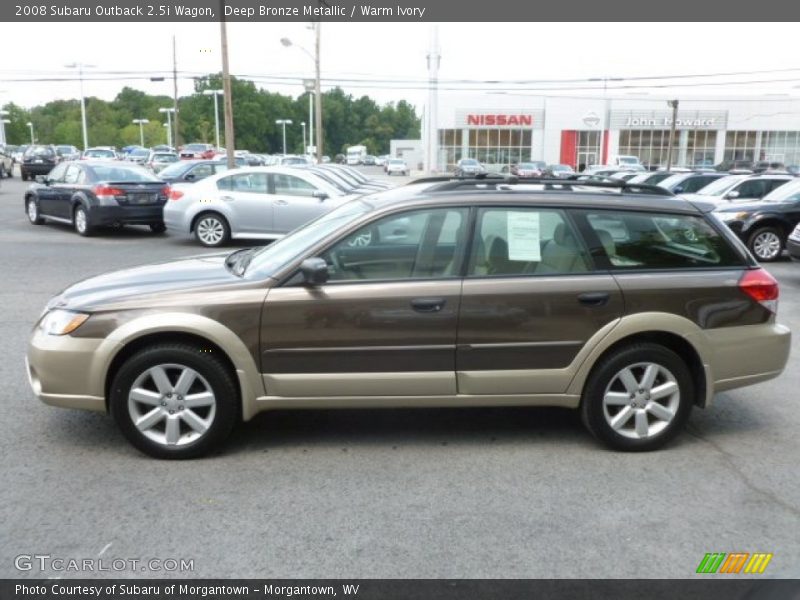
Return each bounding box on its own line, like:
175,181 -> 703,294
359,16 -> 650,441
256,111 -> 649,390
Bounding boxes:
583,210 -> 744,269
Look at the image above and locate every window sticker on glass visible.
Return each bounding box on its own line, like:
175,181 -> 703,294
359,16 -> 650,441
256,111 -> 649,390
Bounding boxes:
507,211 -> 541,261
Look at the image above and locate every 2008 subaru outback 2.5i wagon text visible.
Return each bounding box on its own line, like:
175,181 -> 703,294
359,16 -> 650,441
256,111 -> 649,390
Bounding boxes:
26,177 -> 791,458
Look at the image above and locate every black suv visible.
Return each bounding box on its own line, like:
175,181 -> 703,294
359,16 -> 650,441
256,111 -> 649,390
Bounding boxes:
715,178 -> 800,261
20,145 -> 58,181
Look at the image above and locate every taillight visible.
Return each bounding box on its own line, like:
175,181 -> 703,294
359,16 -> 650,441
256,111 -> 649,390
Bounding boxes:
169,188 -> 184,201
739,268 -> 779,313
160,185 -> 170,197
93,185 -> 125,198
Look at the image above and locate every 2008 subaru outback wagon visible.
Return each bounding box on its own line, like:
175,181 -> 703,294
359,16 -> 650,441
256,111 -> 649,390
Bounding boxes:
27,177 -> 791,458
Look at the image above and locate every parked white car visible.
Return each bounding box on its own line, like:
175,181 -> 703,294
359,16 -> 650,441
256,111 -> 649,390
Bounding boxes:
163,166 -> 362,247
385,158 -> 408,176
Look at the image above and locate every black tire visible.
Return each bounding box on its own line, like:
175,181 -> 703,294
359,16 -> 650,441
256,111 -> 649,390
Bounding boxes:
26,197 -> 44,225
193,212 -> 230,247
109,343 -> 238,459
580,343 -> 693,452
149,222 -> 167,234
747,226 -> 784,262
0,164 -> 6,178
73,205 -> 94,237
21,171 -> 27,181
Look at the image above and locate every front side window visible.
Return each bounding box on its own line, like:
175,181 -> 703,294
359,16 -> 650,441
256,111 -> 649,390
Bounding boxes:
273,174 -> 318,196
322,208 -> 468,282
468,208 -> 589,276
63,165 -> 82,184
47,163 -> 68,182
584,210 -> 744,269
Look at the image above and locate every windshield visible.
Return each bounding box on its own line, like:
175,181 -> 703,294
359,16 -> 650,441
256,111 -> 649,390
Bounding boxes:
618,156 -> 639,165
56,146 -> 74,154
460,159 -> 479,166
389,159 -> 405,165
27,146 -> 54,157
245,199 -> 373,277
159,161 -> 193,176
762,179 -> 800,202
130,149 -> 149,157
695,175 -> 746,196
153,153 -> 178,162
85,149 -> 115,158
184,144 -> 209,152
517,163 -> 535,169
89,165 -> 161,182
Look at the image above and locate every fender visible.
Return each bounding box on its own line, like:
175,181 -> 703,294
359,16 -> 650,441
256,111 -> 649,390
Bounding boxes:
91,312 -> 265,420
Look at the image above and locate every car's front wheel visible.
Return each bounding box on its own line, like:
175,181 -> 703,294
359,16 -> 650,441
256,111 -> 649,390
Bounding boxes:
580,343 -> 693,451
109,343 -> 238,459
194,213 -> 230,247
26,198 -> 44,225
748,226 -> 784,262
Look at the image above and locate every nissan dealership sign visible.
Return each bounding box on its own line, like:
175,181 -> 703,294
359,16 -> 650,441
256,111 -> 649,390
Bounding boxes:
610,110 -> 728,130
456,109 -> 544,129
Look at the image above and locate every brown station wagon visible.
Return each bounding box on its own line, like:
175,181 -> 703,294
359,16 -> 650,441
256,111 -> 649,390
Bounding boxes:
26,177 -> 791,458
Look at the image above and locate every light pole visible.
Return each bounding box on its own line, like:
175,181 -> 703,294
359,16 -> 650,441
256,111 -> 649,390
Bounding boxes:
158,107 -> 175,148
132,119 -> 150,147
202,89 -> 224,151
588,76 -> 623,166
0,110 -> 8,146
301,121 -> 306,155
275,119 -> 292,155
666,99 -> 679,171
26,121 -> 34,144
281,30 -> 322,162
64,62 -> 95,151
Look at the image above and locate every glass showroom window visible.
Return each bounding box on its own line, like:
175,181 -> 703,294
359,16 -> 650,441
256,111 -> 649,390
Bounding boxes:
438,129 -> 463,171
619,130 -> 679,167
724,131 -> 757,162
760,131 -> 800,165
466,129 -> 532,168
686,130 -> 717,167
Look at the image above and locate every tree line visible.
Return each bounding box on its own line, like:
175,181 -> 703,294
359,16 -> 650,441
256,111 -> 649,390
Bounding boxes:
1,74 -> 420,156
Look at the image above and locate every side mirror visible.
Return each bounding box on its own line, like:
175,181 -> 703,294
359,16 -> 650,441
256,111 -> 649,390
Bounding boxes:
725,190 -> 740,200
312,190 -> 329,200
35,175 -> 50,185
299,257 -> 329,285
673,185 -> 684,193
185,173 -> 196,181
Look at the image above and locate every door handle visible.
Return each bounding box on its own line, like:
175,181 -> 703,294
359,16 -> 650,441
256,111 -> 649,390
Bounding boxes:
220,195 -> 234,201
578,292 -> 610,307
411,297 -> 446,313
274,199 -> 289,206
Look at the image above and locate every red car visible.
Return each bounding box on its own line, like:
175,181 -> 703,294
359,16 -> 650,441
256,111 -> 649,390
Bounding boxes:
179,143 -> 216,160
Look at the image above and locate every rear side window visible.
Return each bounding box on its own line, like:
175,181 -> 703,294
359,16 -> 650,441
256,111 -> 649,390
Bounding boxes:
583,210 -> 744,269
682,175 -> 719,193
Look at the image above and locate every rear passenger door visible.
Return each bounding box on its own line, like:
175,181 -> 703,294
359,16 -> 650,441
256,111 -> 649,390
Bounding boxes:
216,172 -> 272,235
455,207 -> 624,395
270,173 -> 331,234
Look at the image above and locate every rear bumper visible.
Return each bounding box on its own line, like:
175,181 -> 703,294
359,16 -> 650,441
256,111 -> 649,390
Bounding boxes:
21,163 -> 56,175
787,237 -> 800,261
704,322 -> 791,394
87,204 -> 165,226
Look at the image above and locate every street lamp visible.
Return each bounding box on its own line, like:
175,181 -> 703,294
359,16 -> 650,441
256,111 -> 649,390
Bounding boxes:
281,27 -> 322,162
158,107 -> 175,148
588,76 -> 623,166
666,99 -> 679,171
26,121 -> 34,144
275,119 -> 292,155
64,62 -> 96,151
0,110 -> 8,146
132,118 -> 150,147
202,89 -> 224,151
300,121 -> 306,155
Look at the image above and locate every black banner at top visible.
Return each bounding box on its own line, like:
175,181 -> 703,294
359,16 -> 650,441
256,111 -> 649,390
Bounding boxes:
0,0 -> 794,22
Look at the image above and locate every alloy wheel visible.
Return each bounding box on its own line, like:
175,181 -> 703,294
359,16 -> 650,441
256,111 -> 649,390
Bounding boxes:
196,217 -> 225,246
601,362 -> 680,440
127,363 -> 217,447
74,208 -> 87,233
752,231 -> 781,260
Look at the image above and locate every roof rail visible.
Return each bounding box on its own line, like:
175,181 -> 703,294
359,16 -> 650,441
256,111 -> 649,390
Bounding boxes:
411,175 -> 675,197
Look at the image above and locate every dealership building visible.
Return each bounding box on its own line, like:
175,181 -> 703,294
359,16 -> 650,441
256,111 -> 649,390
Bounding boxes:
416,94 -> 800,172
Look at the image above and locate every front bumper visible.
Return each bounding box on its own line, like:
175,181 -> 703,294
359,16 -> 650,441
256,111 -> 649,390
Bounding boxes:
87,204 -> 165,227
26,327 -> 112,412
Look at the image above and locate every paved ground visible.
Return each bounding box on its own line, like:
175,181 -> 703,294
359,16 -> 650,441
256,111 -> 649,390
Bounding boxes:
1,166 -> 798,579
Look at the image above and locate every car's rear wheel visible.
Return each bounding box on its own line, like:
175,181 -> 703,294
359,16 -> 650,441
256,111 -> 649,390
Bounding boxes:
73,205 -> 93,236
748,227 -> 784,262
21,171 -> 27,181
26,198 -> 44,225
194,213 -> 230,247
109,343 -> 238,459
0,164 -> 6,178
580,343 -> 693,451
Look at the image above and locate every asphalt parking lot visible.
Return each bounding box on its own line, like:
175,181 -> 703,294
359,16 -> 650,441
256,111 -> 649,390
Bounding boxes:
1,165 -> 798,579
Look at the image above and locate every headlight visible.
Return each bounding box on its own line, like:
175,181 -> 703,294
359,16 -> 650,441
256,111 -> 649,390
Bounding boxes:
39,309 -> 90,336
717,211 -> 748,222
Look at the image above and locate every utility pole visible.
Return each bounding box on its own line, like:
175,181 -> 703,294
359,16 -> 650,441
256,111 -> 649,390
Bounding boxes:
666,99 -> 679,171
425,25 -> 441,173
220,1 -> 235,169
314,22 -> 323,163
172,35 -> 181,149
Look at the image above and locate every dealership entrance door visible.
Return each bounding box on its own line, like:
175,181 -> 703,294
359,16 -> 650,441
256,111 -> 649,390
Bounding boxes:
577,151 -> 597,172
